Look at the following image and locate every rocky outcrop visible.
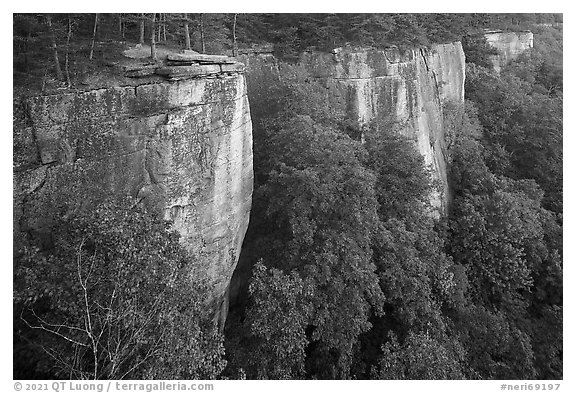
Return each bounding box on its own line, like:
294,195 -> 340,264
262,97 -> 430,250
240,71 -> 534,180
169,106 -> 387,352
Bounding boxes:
13,64 -> 253,327
299,43 -> 466,214
484,30 -> 534,73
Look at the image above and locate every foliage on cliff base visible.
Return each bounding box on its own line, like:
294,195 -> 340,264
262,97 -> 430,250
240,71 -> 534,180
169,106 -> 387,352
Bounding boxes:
464,25 -> 562,213
454,31 -> 562,378
14,199 -> 226,379
445,102 -> 562,379
225,61 -> 467,379
247,113 -> 386,378
225,32 -> 562,379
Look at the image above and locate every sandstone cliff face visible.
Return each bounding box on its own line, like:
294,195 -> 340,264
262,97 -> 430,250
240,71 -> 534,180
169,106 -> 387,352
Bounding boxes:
484,30 -> 534,73
13,73 -> 253,325
299,43 -> 466,214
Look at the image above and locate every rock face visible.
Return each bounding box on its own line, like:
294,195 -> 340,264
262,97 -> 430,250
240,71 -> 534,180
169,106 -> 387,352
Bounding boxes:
299,43 -> 466,214
13,71 -> 253,327
484,30 -> 534,73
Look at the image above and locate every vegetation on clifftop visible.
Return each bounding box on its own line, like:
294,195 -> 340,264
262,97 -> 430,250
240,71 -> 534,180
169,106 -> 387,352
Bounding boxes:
14,13 -> 562,93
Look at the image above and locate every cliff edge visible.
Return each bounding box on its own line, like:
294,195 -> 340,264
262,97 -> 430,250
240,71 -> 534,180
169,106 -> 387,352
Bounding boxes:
13,61 -> 253,327
299,42 -> 466,214
484,30 -> 534,73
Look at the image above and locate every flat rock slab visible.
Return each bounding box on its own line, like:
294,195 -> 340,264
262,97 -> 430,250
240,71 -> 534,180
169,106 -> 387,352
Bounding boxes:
167,53 -> 236,64
156,65 -> 221,79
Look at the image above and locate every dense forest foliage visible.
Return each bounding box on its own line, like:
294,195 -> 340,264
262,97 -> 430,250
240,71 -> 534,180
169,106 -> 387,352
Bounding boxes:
14,200 -> 226,379
14,13 -> 562,90
223,15 -> 563,380
14,14 -> 562,380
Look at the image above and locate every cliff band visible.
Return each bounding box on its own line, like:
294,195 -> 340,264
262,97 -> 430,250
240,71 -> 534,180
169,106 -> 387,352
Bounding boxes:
484,30 -> 534,73
13,68 -> 254,325
299,43 -> 466,214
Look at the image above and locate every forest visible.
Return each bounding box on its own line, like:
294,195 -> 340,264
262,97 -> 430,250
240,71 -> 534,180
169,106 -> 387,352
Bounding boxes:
13,13 -> 562,380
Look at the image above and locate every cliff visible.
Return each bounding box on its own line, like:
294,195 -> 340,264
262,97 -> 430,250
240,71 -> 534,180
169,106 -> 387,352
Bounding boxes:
228,43 -> 466,310
299,42 -> 466,214
13,63 -> 253,326
14,42 -> 467,325
484,30 -> 534,73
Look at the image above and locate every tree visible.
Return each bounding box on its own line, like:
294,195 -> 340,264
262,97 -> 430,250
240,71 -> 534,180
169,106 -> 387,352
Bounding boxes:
452,304 -> 537,379
372,332 -> 465,379
138,13 -> 145,46
244,262 -> 312,379
88,13 -> 99,60
45,14 -> 63,81
364,127 -> 434,221
461,33 -> 499,68
254,115 -> 384,378
232,14 -> 238,56
183,13 -> 191,50
14,199 -> 226,379
226,64 -> 386,378
117,13 -> 125,40
196,14 -> 231,54
347,14 -> 394,47
64,15 -> 73,86
150,13 -> 157,61
199,14 -> 205,53
160,13 -> 167,42
445,104 -> 562,379
465,62 -> 563,213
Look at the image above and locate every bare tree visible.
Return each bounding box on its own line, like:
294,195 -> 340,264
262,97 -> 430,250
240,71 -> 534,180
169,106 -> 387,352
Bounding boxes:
138,13 -> 145,46
64,15 -> 73,87
199,14 -> 206,53
88,13 -> 99,60
156,13 -> 161,42
24,24 -> 32,73
45,14 -> 64,81
183,13 -> 191,50
232,13 -> 238,56
20,241 -> 166,379
150,13 -> 157,61
118,13 -> 125,40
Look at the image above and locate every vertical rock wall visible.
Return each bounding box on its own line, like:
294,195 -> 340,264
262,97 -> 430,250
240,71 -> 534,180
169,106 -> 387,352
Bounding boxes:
13,72 -> 253,325
484,30 -> 534,73
299,42 -> 466,214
